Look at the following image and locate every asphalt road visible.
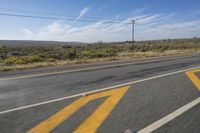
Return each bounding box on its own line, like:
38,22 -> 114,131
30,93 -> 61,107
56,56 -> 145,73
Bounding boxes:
0,54 -> 200,133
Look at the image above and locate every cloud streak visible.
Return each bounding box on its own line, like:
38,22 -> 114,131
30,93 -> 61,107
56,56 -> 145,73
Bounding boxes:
21,29 -> 33,36
76,6 -> 90,20
21,10 -> 200,42
98,0 -> 113,12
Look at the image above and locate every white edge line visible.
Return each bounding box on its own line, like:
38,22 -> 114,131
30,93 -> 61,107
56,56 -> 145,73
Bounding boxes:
138,97 -> 200,133
0,66 -> 199,115
0,54 -> 198,81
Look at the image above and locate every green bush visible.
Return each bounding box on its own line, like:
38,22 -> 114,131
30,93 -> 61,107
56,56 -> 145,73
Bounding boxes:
4,55 -> 42,65
4,57 -> 23,65
47,58 -> 56,62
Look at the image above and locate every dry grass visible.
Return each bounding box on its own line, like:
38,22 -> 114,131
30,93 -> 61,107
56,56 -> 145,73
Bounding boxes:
0,49 -> 199,71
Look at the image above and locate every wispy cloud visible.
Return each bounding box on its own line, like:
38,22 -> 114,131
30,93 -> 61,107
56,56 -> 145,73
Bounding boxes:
97,0 -> 122,12
21,29 -> 33,36
98,0 -> 113,12
76,6 -> 90,20
21,10 -> 200,42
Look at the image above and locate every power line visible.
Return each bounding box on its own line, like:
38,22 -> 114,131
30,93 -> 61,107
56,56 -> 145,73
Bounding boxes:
0,7 -> 129,22
0,7 -> 65,16
130,17 -> 152,50
0,7 -> 158,23
0,11 -> 199,41
136,23 -> 200,32
0,7 -> 132,22
0,7 -> 150,24
0,8 -> 199,32
0,13 -> 127,24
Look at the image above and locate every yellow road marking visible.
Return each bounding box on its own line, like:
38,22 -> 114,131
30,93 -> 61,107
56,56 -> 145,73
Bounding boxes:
186,68 -> 200,91
27,86 -> 129,133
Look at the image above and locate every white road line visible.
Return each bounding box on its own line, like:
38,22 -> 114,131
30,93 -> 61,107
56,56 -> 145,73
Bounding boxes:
138,97 -> 200,133
0,54 -> 198,81
0,66 -> 199,115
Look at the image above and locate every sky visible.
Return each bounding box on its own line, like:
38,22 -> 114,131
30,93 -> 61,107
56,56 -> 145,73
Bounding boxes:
0,0 -> 200,42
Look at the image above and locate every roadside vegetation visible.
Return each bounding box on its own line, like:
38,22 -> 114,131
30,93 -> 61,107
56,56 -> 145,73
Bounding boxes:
0,38 -> 200,71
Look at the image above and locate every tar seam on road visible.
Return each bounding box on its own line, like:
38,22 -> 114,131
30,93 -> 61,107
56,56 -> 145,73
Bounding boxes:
0,54 -> 199,81
137,97 -> 200,133
0,66 -> 200,115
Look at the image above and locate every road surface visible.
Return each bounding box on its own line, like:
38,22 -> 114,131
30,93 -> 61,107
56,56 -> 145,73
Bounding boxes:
0,54 -> 200,133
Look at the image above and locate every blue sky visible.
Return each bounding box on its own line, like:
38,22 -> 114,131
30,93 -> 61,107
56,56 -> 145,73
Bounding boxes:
0,0 -> 200,42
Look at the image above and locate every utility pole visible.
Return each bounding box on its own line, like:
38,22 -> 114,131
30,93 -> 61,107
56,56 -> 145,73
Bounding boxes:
132,20 -> 135,44
131,20 -> 135,52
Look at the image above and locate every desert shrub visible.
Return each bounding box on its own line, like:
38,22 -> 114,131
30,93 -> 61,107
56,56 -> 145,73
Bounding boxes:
4,55 -> 42,65
102,48 -> 117,57
47,58 -> 56,62
26,55 -> 42,63
4,57 -> 24,65
1,38 -> 200,65
64,48 -> 78,60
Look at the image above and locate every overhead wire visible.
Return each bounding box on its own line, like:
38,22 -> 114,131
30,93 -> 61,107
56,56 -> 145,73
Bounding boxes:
0,13 -> 126,24
0,7 -> 129,23
0,9 -> 199,33
135,23 -> 200,33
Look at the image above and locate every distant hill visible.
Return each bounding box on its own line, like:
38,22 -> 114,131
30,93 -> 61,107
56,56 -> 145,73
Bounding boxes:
0,38 -> 199,47
0,40 -> 85,47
